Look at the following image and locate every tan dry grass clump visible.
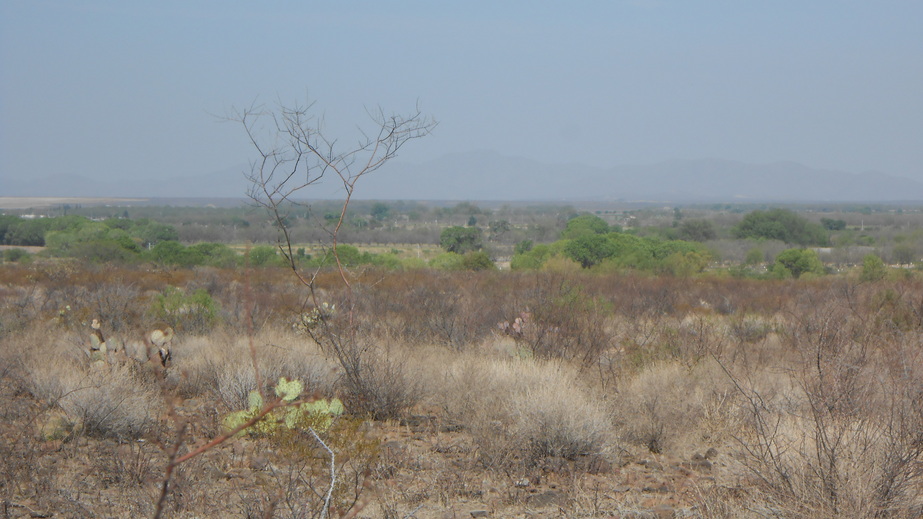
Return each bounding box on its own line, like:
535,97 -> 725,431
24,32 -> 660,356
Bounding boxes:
171,328 -> 338,408
436,353 -> 617,469
15,327 -> 162,439
614,359 -> 736,455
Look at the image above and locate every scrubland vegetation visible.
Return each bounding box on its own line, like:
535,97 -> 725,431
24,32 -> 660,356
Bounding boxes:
2,253 -> 923,517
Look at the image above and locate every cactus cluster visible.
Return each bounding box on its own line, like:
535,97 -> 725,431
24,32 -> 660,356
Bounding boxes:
222,377 -> 344,437
292,302 -> 335,334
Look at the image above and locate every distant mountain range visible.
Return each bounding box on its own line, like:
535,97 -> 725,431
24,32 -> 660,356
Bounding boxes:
4,152 -> 923,202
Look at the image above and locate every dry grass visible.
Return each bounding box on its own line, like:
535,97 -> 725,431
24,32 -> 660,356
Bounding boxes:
614,360 -> 735,455
2,264 -> 923,517
17,328 -> 163,439
436,353 -> 618,470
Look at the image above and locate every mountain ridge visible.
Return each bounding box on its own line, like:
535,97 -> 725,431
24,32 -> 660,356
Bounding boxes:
4,153 -> 923,202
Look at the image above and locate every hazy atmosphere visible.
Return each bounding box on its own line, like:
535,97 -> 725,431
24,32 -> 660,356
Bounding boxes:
2,1 -> 922,199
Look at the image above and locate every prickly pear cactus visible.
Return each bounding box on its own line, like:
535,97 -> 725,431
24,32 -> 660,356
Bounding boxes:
274,377 -> 303,401
221,377 -> 344,437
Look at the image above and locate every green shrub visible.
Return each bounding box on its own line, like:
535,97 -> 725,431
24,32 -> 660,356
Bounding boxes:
429,252 -> 465,270
561,214 -> 609,239
511,243 -> 553,270
248,245 -> 284,267
440,226 -> 483,254
860,253 -> 887,282
773,248 -> 825,279
150,286 -> 220,333
2,248 -> 30,263
461,251 -> 496,271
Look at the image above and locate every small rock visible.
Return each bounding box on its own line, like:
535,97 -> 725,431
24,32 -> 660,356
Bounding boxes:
249,454 -> 269,471
705,447 -> 719,459
470,510 -> 489,518
514,478 -> 530,488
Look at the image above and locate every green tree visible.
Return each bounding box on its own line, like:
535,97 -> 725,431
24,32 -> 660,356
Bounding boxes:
429,252 -> 465,270
820,218 -> 847,231
892,244 -> 916,265
248,245 -> 283,267
860,254 -> 887,282
514,239 -> 534,255
488,220 -> 511,241
745,247 -> 765,265
0,215 -> 21,243
661,251 -> 711,276
2,248 -> 30,263
733,209 -> 827,246
148,240 -> 201,267
188,242 -> 239,268
370,202 -> 391,222
563,234 -> 617,268
461,251 -> 496,271
561,214 -> 609,239
511,243 -> 553,270
605,232 -> 655,269
4,218 -> 50,246
773,248 -> 825,279
440,226 -> 483,254
132,220 -> 179,248
678,219 -> 717,242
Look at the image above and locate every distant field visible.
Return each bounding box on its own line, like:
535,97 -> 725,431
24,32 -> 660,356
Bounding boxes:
0,197 -> 147,210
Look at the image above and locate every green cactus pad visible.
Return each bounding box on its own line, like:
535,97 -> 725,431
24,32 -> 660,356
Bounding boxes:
274,377 -> 303,402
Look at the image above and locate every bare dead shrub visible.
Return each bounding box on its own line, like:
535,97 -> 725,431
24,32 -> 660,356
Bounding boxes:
82,279 -> 143,333
336,337 -> 423,421
503,273 -> 613,366
727,297 -> 923,518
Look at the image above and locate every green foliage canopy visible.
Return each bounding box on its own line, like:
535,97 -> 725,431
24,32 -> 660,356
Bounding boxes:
733,209 -> 828,246
440,226 -> 484,254
561,214 -> 609,240
860,253 -> 887,282
773,248 -> 825,278
678,219 -> 717,242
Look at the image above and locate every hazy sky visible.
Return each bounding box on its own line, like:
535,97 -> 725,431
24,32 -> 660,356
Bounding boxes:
2,1 -> 922,192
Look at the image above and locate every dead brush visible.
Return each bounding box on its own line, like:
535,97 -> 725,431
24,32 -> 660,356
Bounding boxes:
725,296 -> 923,518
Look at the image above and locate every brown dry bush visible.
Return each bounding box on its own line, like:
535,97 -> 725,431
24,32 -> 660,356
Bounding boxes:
351,269 -> 506,350
332,332 -> 424,421
728,295 -> 923,518
503,273 -> 614,367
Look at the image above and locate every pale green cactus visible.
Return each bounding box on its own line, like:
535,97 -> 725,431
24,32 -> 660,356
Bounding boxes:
274,377 -> 303,402
221,377 -> 344,437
